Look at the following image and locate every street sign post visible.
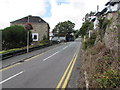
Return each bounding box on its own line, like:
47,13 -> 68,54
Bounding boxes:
24,16 -> 33,53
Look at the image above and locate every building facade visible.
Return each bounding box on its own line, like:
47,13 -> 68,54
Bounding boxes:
10,15 -> 50,44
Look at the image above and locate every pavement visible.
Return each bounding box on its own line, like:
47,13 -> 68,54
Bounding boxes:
1,43 -> 64,68
1,38 -> 81,89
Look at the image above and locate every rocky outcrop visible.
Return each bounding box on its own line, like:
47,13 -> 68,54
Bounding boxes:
78,11 -> 120,88
103,11 -> 120,52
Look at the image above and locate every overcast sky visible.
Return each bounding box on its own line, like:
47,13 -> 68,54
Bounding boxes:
0,0 -> 108,31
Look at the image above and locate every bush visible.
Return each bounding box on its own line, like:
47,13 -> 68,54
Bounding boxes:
79,21 -> 94,38
99,17 -> 111,30
82,33 -> 96,50
2,25 -> 32,50
95,70 -> 120,88
98,18 -> 112,40
43,34 -> 47,40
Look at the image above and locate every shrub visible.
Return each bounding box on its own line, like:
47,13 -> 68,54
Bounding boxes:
82,33 -> 96,50
117,11 -> 120,16
95,70 -> 120,88
98,18 -> 112,39
99,18 -> 111,30
43,34 -> 47,40
2,25 -> 32,50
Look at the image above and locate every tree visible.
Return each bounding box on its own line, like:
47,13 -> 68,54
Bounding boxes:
79,21 -> 94,38
85,11 -> 95,21
2,25 -> 32,50
52,20 -> 75,36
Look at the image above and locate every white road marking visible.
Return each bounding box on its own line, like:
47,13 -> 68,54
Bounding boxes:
0,71 -> 24,84
62,46 -> 68,50
43,51 -> 60,61
43,43 -> 72,61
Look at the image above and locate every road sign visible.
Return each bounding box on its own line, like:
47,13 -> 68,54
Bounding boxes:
24,23 -> 33,30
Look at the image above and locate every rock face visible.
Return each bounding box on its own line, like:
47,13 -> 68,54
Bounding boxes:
103,11 -> 120,52
78,11 -> 120,88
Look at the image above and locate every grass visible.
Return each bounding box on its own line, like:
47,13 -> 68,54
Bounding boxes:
109,29 -> 115,32
103,56 -> 111,61
0,41 -> 49,54
117,11 -> 120,16
0,48 -> 23,54
95,70 -> 120,88
116,24 -> 120,27
82,33 -> 96,50
115,57 -> 120,61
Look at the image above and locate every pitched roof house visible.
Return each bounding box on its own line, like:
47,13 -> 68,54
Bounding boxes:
105,0 -> 120,12
10,15 -> 50,44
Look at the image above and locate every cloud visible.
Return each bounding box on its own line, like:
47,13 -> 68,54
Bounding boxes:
0,0 -> 108,30
0,0 -> 47,29
45,0 -> 108,31
44,0 -> 85,31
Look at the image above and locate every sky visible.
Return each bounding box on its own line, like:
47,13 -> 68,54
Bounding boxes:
0,0 -> 108,31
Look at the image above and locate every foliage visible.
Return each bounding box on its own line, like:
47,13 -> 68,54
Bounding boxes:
40,40 -> 50,45
2,25 -> 32,50
99,17 -> 111,30
82,33 -> 96,50
85,11 -> 95,21
79,21 -> 94,38
103,56 -> 111,60
74,30 -> 79,38
115,57 -> 120,61
0,47 -> 26,54
109,29 -> 115,32
43,34 -> 47,40
95,70 -> 120,88
116,24 -> 120,28
52,20 -> 75,36
98,17 -> 112,40
117,11 -> 120,16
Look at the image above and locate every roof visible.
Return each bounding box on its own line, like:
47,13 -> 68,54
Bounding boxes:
10,15 -> 48,24
105,0 -> 120,6
95,12 -> 102,16
95,8 -> 108,16
101,8 -> 108,14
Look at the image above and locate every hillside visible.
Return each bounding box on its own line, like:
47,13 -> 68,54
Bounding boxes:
78,11 -> 120,88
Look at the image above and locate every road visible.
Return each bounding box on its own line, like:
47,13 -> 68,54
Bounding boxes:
1,38 -> 81,89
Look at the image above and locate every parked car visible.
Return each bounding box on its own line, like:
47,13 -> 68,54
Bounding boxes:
51,36 -> 66,44
58,37 -> 66,42
51,37 -> 60,44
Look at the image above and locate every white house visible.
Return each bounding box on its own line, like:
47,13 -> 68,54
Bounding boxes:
105,0 -> 120,12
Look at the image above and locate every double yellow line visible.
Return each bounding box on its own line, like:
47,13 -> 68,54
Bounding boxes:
56,51 -> 78,89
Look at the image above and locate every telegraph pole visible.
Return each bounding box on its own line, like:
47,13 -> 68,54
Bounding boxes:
97,5 -> 99,12
27,16 -> 30,53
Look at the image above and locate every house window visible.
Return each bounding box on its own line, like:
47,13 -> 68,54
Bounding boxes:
34,35 -> 37,39
32,33 -> 39,41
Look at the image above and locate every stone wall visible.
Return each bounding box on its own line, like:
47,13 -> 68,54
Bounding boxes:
103,11 -> 120,52
31,23 -> 49,41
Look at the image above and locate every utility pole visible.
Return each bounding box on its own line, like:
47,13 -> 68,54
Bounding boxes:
97,5 -> 99,12
27,16 -> 30,53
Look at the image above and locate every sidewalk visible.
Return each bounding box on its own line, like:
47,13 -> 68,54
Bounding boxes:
1,43 -> 64,68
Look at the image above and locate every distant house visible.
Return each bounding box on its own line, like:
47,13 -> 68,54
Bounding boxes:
105,0 -> 120,12
10,15 -> 50,44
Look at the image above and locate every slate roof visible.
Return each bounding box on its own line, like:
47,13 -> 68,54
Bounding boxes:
105,0 -> 120,6
10,15 -> 48,24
